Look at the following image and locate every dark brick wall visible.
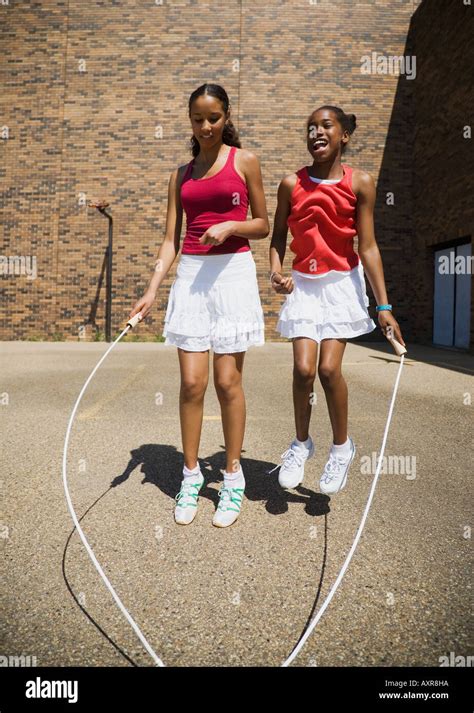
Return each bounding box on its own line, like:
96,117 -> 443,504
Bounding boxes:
409,0 -> 474,351
0,0 -> 471,352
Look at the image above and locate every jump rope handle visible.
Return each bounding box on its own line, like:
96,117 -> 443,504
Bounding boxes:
126,312 -> 143,329
386,334 -> 407,356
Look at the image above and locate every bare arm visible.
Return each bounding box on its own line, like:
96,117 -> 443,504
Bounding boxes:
354,169 -> 406,346
354,170 -> 389,306
269,175 -> 296,293
147,166 -> 185,295
128,166 -> 184,319
233,150 -> 269,238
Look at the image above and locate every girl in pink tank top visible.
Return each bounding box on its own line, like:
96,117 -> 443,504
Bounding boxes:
129,83 -> 269,528
269,105 -> 406,496
180,145 -> 251,255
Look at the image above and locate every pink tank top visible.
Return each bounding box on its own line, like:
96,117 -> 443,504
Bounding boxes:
287,164 -> 360,275
180,146 -> 251,255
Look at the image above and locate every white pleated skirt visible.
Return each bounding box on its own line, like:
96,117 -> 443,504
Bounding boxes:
276,262 -> 377,342
162,250 -> 265,353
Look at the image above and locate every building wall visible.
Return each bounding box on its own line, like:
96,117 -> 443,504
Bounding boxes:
1,0 -> 471,352
409,0 -> 473,351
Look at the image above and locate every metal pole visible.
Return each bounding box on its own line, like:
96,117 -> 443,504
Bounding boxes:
90,201 -> 113,342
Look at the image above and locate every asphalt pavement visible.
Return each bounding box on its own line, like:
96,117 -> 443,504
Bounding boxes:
1,340 -> 472,667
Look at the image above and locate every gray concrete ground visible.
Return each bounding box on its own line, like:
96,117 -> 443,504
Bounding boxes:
0,340 -> 472,667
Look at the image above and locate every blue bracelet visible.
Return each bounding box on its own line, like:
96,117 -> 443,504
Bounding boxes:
376,304 -> 392,312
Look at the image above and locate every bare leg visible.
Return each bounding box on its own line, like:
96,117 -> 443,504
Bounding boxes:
213,351 -> 246,473
292,337 -> 318,442
318,338 -> 348,445
177,348 -> 209,470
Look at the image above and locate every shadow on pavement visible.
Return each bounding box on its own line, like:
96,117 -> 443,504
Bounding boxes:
110,443 -> 331,519
354,340 -> 473,375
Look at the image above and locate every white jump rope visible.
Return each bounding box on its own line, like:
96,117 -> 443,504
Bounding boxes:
62,311 -> 407,667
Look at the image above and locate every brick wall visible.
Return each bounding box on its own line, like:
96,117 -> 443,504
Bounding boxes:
1,0 -> 471,352
409,0 -> 474,351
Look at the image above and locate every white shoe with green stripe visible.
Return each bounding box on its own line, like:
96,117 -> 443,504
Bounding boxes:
212,484 -> 245,528
174,473 -> 204,525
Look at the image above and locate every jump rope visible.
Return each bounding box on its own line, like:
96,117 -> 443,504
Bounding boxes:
62,310 -> 407,667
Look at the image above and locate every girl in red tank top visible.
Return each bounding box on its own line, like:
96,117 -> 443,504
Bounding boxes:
129,83 -> 269,528
269,105 -> 406,496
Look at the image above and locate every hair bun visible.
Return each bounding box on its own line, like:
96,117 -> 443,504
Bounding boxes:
349,114 -> 357,133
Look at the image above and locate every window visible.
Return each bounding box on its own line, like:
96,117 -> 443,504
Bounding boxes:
433,242 -> 472,349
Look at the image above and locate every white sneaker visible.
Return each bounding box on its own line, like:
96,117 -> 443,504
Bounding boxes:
319,438 -> 356,495
212,484 -> 245,528
269,437 -> 315,489
174,472 -> 204,525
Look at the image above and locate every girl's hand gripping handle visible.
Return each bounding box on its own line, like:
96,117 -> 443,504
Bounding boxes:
386,334 -> 407,356
126,313 -> 143,329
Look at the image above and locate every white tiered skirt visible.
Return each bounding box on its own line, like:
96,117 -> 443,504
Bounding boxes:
162,250 -> 265,353
276,262 -> 377,342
